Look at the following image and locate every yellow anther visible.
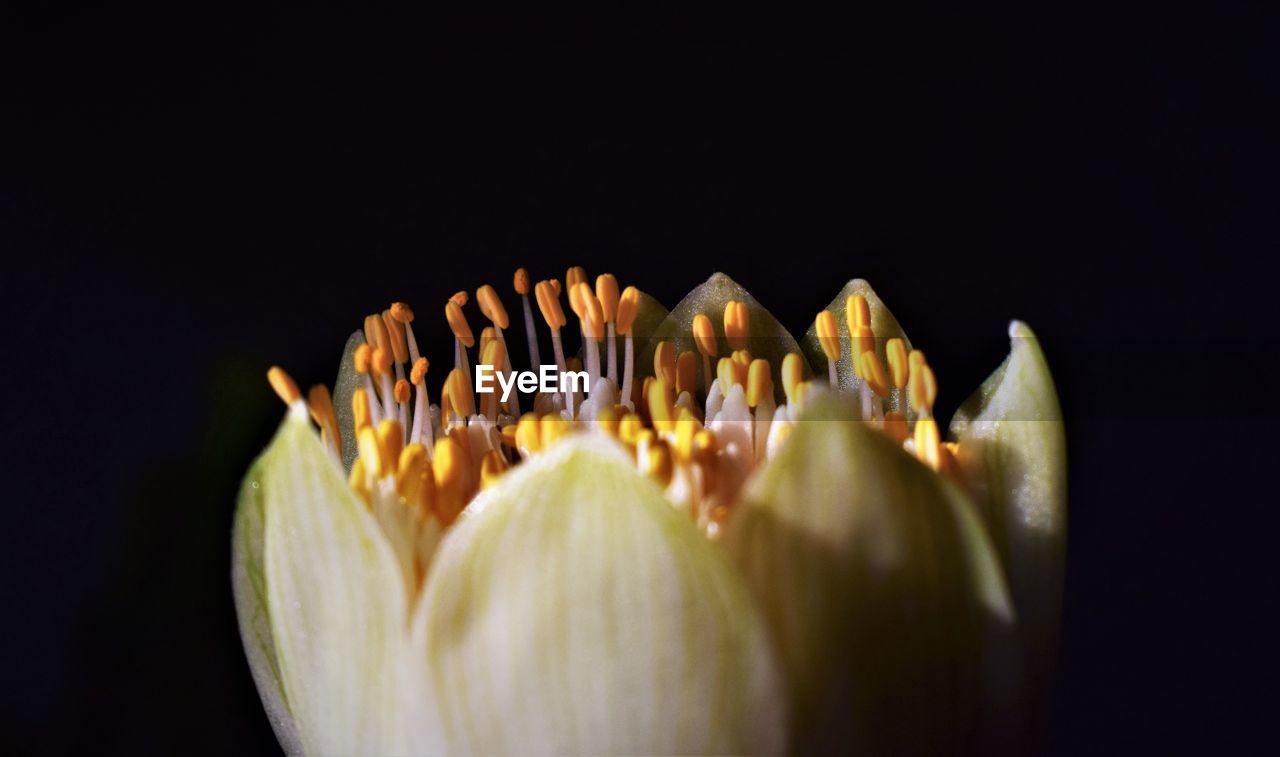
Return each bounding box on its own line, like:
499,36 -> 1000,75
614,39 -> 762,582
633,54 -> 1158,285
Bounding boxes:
883,411 -> 909,446
566,265 -> 587,292
573,282 -> 604,338
746,358 -> 773,408
642,439 -> 674,488
348,457 -> 369,504
445,300 -> 476,348
540,414 -> 571,449
724,300 -> 750,350
851,325 -> 874,378
717,357 -> 737,391
909,349 -> 927,371
371,347 -> 392,378
382,309 -> 409,363
781,352 -> 804,405
479,326 -> 497,357
266,366 -> 301,405
615,286 -> 641,335
515,412 -> 542,453
815,310 -> 840,361
479,449 -> 507,490
514,267 -> 531,295
307,384 -> 340,454
432,436 -> 469,525
450,291 -> 469,307
358,426 -> 383,477
732,349 -> 752,366
354,343 -> 371,375
595,404 -> 621,437
860,350 -> 889,397
394,379 -> 411,404
500,424 -> 519,448
410,357 -> 429,385
908,362 -> 938,414
914,417 -> 941,470
476,284 -> 510,329
618,412 -> 644,447
595,274 -> 619,323
364,314 -> 389,352
793,380 -> 813,413
480,338 -> 507,374
692,313 -> 718,357
846,294 -> 871,329
675,351 -> 698,396
439,381 -> 451,424
396,443 -> 430,501
445,367 -> 474,418
352,387 -> 372,431
376,419 -> 404,475
549,278 -> 562,297
654,341 -> 676,384
648,378 -> 676,433
389,301 -> 415,323
534,280 -> 567,329
886,338 -> 909,389
673,407 -> 701,462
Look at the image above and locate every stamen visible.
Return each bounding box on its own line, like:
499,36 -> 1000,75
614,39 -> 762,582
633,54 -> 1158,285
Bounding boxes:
847,294 -> 871,328
573,282 -> 604,392
394,379 -> 411,404
781,352 -> 804,406
267,366 -> 302,405
746,358 -> 773,408
358,426 -> 383,478
364,314 -> 389,353
432,436 -> 469,525
450,291 -> 469,307
514,267 -> 542,368
373,347 -> 395,420
886,337 -> 909,411
851,325 -> 874,378
724,301 -> 749,351
307,384 -> 341,457
409,357 -> 433,449
641,439 -> 674,487
566,266 -> 587,292
382,310 -> 409,365
479,449 -> 507,490
396,443 -> 431,506
616,286 -> 641,410
446,367 -> 475,420
377,419 -> 404,472
391,301 -> 423,365
815,309 -> 840,385
648,378 -> 676,434
515,412 -> 541,457
860,351 -> 889,398
908,358 -> 937,416
476,284 -> 511,330
596,274 -> 620,382
445,301 -> 476,348
654,341 -> 676,384
883,411 -> 909,446
352,387 -> 372,431
914,416 -> 941,470
676,351 -> 698,398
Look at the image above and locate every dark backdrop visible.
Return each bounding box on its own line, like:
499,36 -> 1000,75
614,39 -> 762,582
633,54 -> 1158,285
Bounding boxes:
3,6 -> 1276,754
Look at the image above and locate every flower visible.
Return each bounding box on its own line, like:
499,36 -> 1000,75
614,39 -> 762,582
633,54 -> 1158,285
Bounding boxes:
233,270 -> 1065,755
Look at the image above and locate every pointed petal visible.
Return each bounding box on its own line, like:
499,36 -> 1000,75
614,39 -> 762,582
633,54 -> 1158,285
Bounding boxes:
252,405 -> 413,755
800,279 -> 911,392
232,459 -> 302,755
414,436 -> 786,755
647,272 -> 809,401
332,330 -> 366,473
949,320 -> 1067,714
727,391 -> 1011,754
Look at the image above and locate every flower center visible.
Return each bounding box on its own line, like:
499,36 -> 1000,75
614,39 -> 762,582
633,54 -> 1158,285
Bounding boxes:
266,268 -> 958,579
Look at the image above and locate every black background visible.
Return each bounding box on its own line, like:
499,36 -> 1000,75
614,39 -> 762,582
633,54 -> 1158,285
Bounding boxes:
3,5 -> 1276,755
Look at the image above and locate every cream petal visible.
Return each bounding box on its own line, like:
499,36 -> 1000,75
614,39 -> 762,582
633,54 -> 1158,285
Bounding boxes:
646,272 -> 809,401
727,391 -> 1012,755
950,320 -> 1067,724
412,435 -> 786,755
799,279 -> 912,393
251,404 -> 416,755
232,456 -> 303,755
